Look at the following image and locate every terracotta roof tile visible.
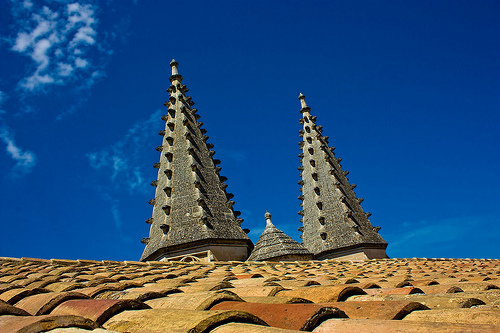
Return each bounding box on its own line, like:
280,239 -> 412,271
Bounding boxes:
1,257 -> 499,332
102,309 -> 267,333
145,290 -> 243,310
0,314 -> 99,333
403,308 -> 500,325
14,291 -> 89,315
211,323 -> 301,332
211,301 -> 347,331
276,285 -> 366,303
0,302 -> 31,316
51,299 -> 150,325
313,318 -> 500,333
320,300 -> 429,319
242,296 -> 313,304
0,287 -> 50,305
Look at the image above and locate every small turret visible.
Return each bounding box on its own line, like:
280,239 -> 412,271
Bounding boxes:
247,211 -> 313,262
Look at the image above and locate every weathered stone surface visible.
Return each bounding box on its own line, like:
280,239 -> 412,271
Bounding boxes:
141,60 -> 252,262
297,93 -> 388,260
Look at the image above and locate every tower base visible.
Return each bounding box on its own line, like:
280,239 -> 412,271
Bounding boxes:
315,244 -> 388,261
141,239 -> 252,262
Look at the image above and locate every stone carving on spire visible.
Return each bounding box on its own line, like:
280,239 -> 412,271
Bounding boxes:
140,60 -> 253,262
297,94 -> 388,260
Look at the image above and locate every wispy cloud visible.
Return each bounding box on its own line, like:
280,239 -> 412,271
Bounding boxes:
0,125 -> 37,176
87,109 -> 162,193
6,0 -> 107,93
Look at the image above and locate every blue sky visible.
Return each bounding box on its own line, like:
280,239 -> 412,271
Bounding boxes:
1,0 -> 499,261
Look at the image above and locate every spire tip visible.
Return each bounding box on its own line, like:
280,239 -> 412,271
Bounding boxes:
169,59 -> 181,80
298,93 -> 308,109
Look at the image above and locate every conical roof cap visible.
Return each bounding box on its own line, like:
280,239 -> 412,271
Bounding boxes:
248,211 -> 312,261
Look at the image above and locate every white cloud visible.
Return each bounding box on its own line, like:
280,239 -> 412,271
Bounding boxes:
7,0 -> 106,92
87,110 -> 163,193
23,0 -> 33,9
57,62 -> 73,76
74,57 -> 88,68
0,126 -> 37,175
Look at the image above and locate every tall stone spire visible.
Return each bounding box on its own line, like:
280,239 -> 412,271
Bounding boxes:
297,93 -> 388,260
247,211 -> 313,262
140,60 -> 253,262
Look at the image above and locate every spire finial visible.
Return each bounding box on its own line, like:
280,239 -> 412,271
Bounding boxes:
298,93 -> 308,109
265,210 -> 274,227
170,59 -> 179,76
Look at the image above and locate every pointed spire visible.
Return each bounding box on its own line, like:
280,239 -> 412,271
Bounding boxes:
141,60 -> 253,262
247,211 -> 313,262
297,94 -> 388,260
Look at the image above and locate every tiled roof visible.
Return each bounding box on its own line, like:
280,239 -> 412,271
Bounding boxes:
1,257 -> 500,332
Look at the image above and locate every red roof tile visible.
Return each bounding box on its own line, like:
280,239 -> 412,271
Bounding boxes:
211,301 -> 347,331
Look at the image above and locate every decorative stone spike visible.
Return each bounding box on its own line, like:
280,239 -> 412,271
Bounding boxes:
141,60 -> 252,262
150,180 -> 158,187
297,93 -> 388,260
141,238 -> 150,245
145,218 -> 153,224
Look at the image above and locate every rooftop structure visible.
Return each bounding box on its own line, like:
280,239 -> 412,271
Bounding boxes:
140,60 -> 253,262
247,211 -> 313,262
1,256 -> 499,332
297,93 -> 388,260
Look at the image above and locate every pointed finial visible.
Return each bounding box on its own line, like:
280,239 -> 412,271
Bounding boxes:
170,59 -> 179,75
298,93 -> 308,109
265,210 -> 274,227
169,59 -> 183,83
